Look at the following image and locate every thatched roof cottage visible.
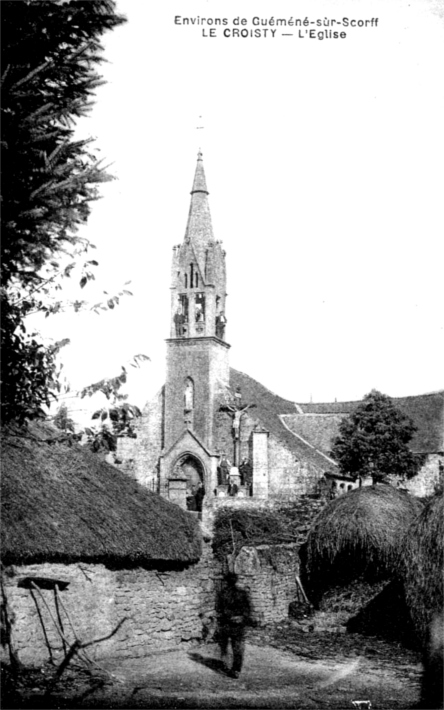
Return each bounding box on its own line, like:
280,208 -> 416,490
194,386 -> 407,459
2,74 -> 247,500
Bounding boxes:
1,426 -> 217,667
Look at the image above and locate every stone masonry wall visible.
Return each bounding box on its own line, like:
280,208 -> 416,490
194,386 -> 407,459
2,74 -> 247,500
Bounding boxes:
233,544 -> 301,625
214,410 -> 322,497
1,542 -> 216,667
115,390 -> 164,491
267,438 -> 321,497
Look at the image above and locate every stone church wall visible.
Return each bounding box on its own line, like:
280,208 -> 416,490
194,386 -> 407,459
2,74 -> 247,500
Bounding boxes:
117,403 -> 323,500
115,390 -> 164,492
267,438 -> 321,497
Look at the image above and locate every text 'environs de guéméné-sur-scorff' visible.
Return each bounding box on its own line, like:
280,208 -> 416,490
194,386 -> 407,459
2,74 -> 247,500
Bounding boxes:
174,16 -> 379,39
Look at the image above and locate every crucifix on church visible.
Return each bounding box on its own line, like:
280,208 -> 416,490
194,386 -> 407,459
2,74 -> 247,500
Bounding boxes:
219,386 -> 256,467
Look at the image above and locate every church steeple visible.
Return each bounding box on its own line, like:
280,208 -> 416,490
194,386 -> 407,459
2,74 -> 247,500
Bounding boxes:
182,151 -> 215,278
163,151 -> 230,458
170,152 -> 227,341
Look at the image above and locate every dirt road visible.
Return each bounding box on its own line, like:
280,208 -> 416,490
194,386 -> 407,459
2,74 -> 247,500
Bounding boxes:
6,622 -> 423,709
83,639 -> 421,709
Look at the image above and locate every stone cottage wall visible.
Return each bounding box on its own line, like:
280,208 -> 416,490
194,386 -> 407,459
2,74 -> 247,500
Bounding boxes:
1,543 -> 216,667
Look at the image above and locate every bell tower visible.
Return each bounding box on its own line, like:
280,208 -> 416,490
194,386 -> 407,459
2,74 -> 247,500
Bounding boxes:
169,151 -> 228,344
160,152 -> 230,498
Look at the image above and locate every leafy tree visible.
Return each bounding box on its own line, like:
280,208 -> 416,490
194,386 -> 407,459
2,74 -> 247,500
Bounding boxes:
331,390 -> 419,484
1,0 -> 125,424
81,354 -> 149,456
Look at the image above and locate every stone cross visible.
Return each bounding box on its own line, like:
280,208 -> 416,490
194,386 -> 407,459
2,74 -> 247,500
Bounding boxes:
219,388 -> 256,466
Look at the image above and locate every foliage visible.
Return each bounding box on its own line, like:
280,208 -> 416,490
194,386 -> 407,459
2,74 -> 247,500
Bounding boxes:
331,390 -> 419,483
1,295 -> 71,420
52,403 -> 76,433
1,0 -> 125,424
212,506 -> 305,561
81,355 -> 149,455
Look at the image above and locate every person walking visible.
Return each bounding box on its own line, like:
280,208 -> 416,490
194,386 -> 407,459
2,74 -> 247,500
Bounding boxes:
216,572 -> 254,678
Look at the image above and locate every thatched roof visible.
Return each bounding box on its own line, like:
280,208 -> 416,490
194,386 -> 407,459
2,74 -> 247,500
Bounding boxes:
1,425 -> 202,566
399,493 -> 443,645
296,391 -> 444,454
302,485 -> 424,602
229,369 -> 336,473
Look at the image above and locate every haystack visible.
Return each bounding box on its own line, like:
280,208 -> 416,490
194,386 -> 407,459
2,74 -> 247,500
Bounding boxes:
1,426 -> 201,566
399,493 -> 443,645
302,484 -> 423,603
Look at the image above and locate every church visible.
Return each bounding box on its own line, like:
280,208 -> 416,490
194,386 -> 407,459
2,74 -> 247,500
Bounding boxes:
117,153 -> 444,506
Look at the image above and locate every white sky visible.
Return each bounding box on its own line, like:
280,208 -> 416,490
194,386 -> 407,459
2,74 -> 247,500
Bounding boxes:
34,0 -> 444,419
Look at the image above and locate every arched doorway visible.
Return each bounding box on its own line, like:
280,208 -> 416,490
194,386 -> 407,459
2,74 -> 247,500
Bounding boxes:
174,454 -> 205,512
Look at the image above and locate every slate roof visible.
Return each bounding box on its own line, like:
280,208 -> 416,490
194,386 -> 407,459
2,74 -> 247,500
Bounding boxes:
229,373 -> 443,458
295,391 -> 444,453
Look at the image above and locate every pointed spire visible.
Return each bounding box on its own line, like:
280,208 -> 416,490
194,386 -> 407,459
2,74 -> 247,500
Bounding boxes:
183,153 -> 215,272
191,151 -> 209,195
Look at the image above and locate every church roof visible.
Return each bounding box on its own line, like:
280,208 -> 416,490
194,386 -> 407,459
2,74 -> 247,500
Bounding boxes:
183,152 -> 215,278
295,391 -> 444,454
281,413 -> 345,458
229,371 -> 443,466
229,369 -> 337,473
1,422 -> 202,566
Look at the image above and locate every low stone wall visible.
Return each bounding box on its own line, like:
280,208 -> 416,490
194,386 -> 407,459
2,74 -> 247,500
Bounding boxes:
233,544 -> 301,625
1,543 -> 216,667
